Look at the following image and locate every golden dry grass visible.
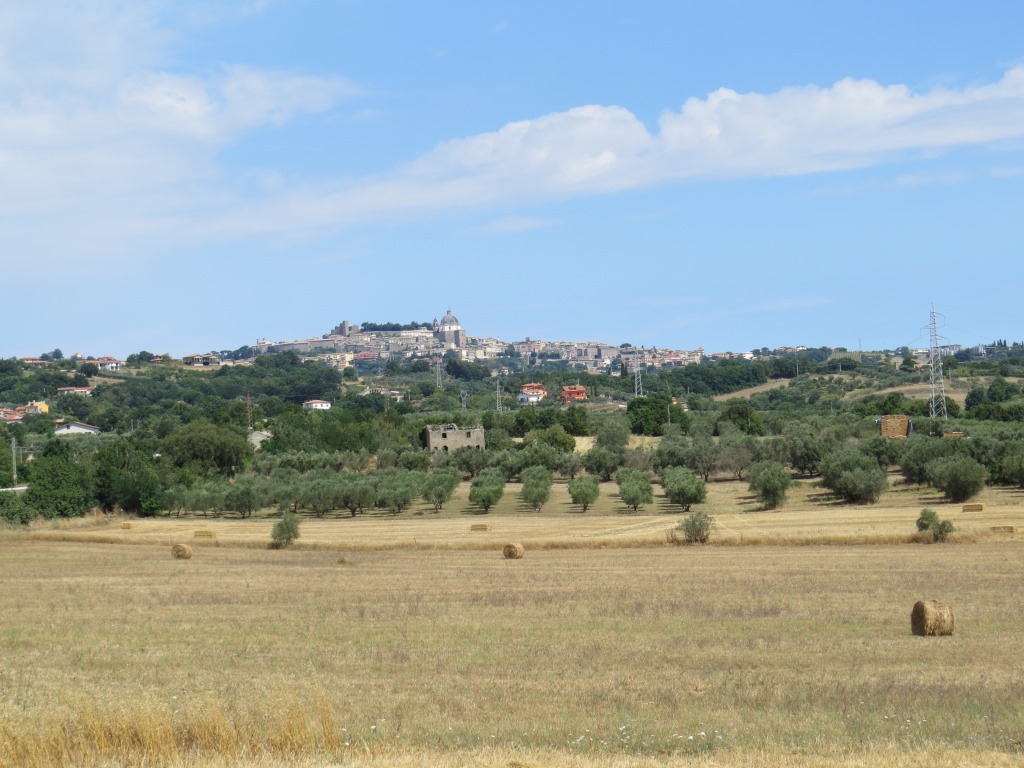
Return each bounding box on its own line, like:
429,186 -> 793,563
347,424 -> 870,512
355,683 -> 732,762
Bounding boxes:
2,536 -> 1023,767
711,379 -> 791,401
19,476 -> 1024,552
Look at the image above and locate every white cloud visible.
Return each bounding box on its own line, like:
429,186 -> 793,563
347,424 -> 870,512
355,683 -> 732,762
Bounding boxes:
213,67 -> 1024,239
4,2 -> 1024,274
0,3 -> 356,270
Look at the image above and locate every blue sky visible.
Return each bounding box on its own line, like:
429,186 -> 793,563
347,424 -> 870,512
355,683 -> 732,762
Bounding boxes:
2,1 -> 1023,358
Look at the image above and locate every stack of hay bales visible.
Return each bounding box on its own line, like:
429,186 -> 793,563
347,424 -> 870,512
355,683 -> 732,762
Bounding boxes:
171,543 -> 193,560
470,523 -> 492,532
502,543 -> 525,560
880,414 -> 911,439
911,600 -> 954,636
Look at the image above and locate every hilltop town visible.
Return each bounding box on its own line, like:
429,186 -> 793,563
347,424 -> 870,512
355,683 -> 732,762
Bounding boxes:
252,308 -> 704,373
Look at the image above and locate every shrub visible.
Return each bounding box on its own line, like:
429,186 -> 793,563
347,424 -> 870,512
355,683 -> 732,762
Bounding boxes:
916,508 -> 954,542
0,492 -> 36,525
747,460 -> 791,509
567,475 -> 600,512
271,509 -> 301,548
672,509 -> 715,544
926,456 -> 986,502
662,466 -> 706,511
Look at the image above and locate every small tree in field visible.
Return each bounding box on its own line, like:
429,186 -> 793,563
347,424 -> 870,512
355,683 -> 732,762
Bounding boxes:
469,468 -> 505,512
568,475 -> 600,512
747,460 -> 791,510
520,465 -> 552,512
617,470 -> 653,512
926,456 -> 986,503
662,466 -> 706,511
422,469 -> 460,512
271,509 -> 301,548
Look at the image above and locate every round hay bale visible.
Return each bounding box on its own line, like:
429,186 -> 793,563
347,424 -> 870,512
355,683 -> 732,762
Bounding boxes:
171,543 -> 193,560
911,599 -> 954,636
502,543 -> 525,560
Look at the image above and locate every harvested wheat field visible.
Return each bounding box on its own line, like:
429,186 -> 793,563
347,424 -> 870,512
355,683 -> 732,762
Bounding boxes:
1,538 -> 1022,767
22,479 -> 1024,551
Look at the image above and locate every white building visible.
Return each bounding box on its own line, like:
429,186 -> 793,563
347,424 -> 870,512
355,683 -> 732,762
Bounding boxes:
302,399 -> 332,410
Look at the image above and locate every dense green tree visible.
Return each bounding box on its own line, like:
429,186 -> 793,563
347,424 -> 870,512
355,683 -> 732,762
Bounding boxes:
618,478 -> 653,511
594,414 -> 631,454
584,447 -> 622,482
626,395 -> 688,436
24,453 -> 91,518
469,468 -> 505,512
900,436 -> 963,485
652,436 -> 689,473
451,446 -> 488,478
421,469 -> 460,512
520,465 -> 553,511
685,436 -> 720,482
926,456 -> 986,502
662,466 -> 706,511
820,450 -> 887,504
224,479 -> 262,518
718,434 -> 757,480
567,475 -> 600,512
717,399 -> 765,436
747,460 -> 791,510
162,421 -> 247,476
377,470 -> 423,514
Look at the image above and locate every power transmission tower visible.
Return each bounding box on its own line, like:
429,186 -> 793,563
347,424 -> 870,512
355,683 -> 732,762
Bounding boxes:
496,379 -> 504,413
634,367 -> 643,397
460,390 -> 468,410
245,390 -> 254,432
435,358 -> 444,389
926,304 -> 949,421
10,437 -> 16,485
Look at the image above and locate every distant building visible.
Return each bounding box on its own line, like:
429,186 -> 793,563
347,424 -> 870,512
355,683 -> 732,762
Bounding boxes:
423,424 -> 485,452
433,309 -> 467,348
23,401 -> 49,415
183,353 -> 220,367
302,399 -> 331,410
57,387 -> 95,397
247,430 -> 272,450
559,385 -> 588,403
518,383 -> 548,405
54,422 -> 102,436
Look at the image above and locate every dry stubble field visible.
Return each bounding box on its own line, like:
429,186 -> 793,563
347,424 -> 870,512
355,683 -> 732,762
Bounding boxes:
2,478 -> 1023,768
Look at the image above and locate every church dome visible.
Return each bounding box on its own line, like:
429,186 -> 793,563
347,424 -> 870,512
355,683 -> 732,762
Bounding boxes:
439,309 -> 461,329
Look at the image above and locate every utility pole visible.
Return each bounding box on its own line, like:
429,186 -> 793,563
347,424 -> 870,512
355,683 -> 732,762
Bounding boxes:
10,437 -> 16,485
926,304 -> 949,421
